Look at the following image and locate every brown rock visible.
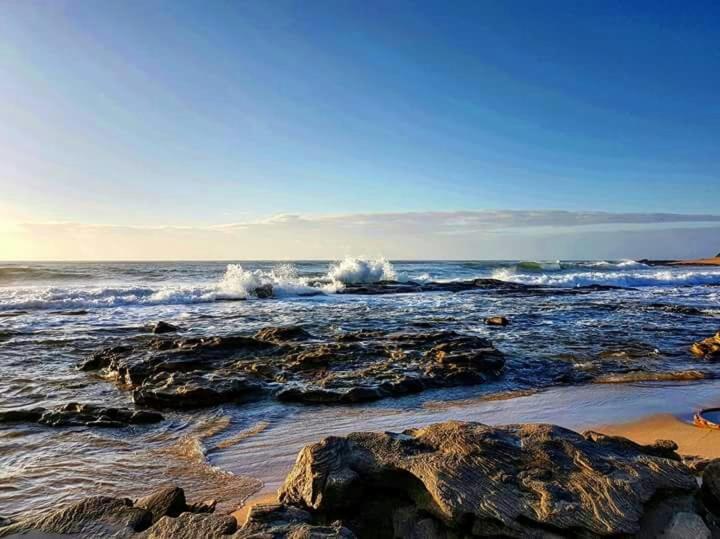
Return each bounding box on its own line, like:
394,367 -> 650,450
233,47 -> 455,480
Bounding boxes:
690,332 -> 720,359
144,512 -> 237,538
0,496 -> 152,538
485,316 -> 509,326
135,486 -> 187,524
279,421 -> 697,538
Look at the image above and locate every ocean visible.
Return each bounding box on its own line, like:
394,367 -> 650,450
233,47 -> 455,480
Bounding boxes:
1,258 -> 720,518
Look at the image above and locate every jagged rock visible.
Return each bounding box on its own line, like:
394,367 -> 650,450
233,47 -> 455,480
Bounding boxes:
485,316 -> 509,326
132,372 -> 265,409
336,279 -> 633,297
691,332 -> 720,360
151,321 -> 180,334
279,421 -> 697,538
255,325 -> 313,343
81,328 -> 504,409
0,496 -> 152,538
0,403 -> 162,428
143,512 -> 237,538
236,503 -> 355,538
135,486 -> 187,524
660,512 -> 710,539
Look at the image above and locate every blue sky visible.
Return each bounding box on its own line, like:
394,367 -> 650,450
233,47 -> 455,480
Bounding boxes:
1,1 -> 719,259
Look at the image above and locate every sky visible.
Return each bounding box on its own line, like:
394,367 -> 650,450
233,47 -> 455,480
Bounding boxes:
1,0 -> 719,260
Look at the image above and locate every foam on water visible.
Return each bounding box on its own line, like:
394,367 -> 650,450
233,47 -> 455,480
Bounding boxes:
492,267 -> 720,288
327,257 -> 399,284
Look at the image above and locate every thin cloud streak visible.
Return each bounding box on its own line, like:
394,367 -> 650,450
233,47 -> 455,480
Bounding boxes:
3,210 -> 720,260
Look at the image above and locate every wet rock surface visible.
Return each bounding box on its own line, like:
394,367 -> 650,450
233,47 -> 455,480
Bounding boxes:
335,278 -> 633,297
79,327 -> 505,409
278,421 -> 699,538
0,402 -> 163,427
691,331 -> 720,360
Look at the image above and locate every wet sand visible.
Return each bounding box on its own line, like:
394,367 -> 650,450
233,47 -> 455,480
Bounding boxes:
227,379 -> 720,520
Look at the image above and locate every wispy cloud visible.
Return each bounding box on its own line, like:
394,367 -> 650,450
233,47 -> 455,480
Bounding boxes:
4,210 -> 720,260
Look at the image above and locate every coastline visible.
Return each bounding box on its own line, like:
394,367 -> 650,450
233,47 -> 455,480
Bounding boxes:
641,256 -> 720,266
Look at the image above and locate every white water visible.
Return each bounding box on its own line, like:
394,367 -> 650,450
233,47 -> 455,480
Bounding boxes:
2,258 -> 720,311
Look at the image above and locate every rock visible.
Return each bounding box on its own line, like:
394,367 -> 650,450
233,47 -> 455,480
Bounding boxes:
682,455 -> 711,474
279,421 -> 697,538
0,403 -> 163,428
660,512 -> 710,538
82,328 -> 504,409
0,408 -> 44,423
135,486 -> 187,524
485,315 -> 509,326
0,496 -> 152,538
132,372 -> 265,409
691,332 -> 720,360
236,503 -> 354,538
151,321 -> 180,334
702,459 -> 720,513
144,512 -> 237,538
254,284 -> 274,299
255,325 -> 313,343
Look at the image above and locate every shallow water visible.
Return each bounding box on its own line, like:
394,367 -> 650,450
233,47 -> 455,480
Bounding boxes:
1,259 -> 719,518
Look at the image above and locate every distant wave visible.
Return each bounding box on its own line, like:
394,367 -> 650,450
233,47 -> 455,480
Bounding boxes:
492,268 -> 720,288
0,266 -> 95,284
327,257 -> 400,284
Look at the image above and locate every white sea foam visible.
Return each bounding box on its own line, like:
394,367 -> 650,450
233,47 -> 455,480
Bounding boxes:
0,258 -> 402,310
492,268 -> 720,288
327,257 -> 400,285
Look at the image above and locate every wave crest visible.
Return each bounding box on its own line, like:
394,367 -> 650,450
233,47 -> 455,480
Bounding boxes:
327,257 -> 399,285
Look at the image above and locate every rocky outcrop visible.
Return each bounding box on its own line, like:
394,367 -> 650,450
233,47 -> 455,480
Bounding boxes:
235,503 -> 354,538
78,327 -> 504,409
0,402 -> 162,428
336,279 -> 633,296
150,321 -> 180,334
0,496 -> 152,538
143,512 -> 238,538
278,421 -> 699,538
0,487 -> 353,539
691,332 -> 720,360
484,316 -> 509,326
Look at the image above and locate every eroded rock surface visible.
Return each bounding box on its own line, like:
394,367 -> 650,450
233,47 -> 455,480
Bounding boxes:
691,332 -> 720,360
279,421 -> 698,538
79,327 -> 504,409
335,278 -> 632,297
0,402 -> 163,428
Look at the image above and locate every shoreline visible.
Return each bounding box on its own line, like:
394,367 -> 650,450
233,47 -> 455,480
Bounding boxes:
229,379 -> 720,520
640,256 -> 720,266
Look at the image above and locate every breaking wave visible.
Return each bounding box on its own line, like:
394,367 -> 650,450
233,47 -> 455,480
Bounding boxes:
0,257 -> 401,311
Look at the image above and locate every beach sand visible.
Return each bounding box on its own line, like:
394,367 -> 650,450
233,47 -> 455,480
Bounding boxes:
597,413 -> 720,459
670,257 -> 720,266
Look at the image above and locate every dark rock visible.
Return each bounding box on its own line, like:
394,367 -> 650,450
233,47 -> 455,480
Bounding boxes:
82,328 -> 504,409
583,430 -> 681,460
0,408 -> 44,423
279,421 -> 697,538
143,512 -> 237,538
0,403 -> 163,428
151,321 -> 180,334
236,503 -> 354,538
660,512 -> 711,539
702,459 -> 720,513
135,486 -> 187,524
132,372 -> 265,409
691,332 -> 720,360
254,284 -> 274,299
255,325 -> 313,343
485,315 -> 509,326
0,496 -> 152,538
